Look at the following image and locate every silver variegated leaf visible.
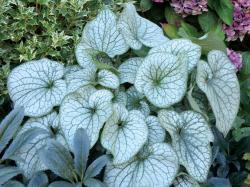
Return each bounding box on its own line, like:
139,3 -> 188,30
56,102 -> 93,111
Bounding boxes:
173,173 -> 200,187
104,143 -> 179,187
60,87 -> 113,148
149,39 -> 201,72
158,110 -> 214,182
98,70 -> 119,89
135,53 -> 188,108
146,116 -> 165,145
118,57 -> 143,84
113,89 -> 127,105
118,3 -> 169,50
196,50 -> 240,136
101,104 -> 148,165
7,58 -> 66,117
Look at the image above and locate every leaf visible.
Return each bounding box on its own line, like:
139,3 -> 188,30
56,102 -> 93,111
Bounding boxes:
207,177 -> 232,187
241,52 -> 250,77
28,172 -> 48,187
0,106 -> 24,153
233,127 -> 250,142
126,86 -> 150,117
0,166 -> 22,185
198,11 -> 218,33
149,39 -> 201,72
118,3 -> 169,50
135,53 -> 188,108
97,70 -> 119,89
84,178 -> 106,187
2,180 -> 24,187
60,87 -> 113,148
73,128 -> 90,179
173,173 -> 200,187
7,58 -> 67,117
39,140 -> 75,181
140,0 -> 152,12
196,50 -> 240,136
101,104 -> 148,165
118,58 -> 143,84
48,181 -> 75,187
104,143 -> 179,187
178,22 -> 201,38
164,6 -> 182,26
162,23 -> 180,39
3,112 -> 66,178
84,155 -> 110,180
158,110 -> 214,182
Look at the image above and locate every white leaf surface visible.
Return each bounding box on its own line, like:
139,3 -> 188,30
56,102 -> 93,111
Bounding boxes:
118,57 -> 143,84
118,3 -> 169,49
135,53 -> 188,108
149,39 -> 201,72
158,110 -> 214,182
113,90 -> 127,105
7,58 -> 66,117
146,116 -> 165,145
14,112 -> 65,178
196,50 -> 240,136
126,86 -> 150,117
173,173 -> 200,187
60,87 -> 113,148
98,70 -> 119,89
101,104 -> 148,165
104,143 -> 179,187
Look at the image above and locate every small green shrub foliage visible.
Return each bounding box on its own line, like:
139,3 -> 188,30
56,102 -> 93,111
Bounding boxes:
6,3 -> 241,186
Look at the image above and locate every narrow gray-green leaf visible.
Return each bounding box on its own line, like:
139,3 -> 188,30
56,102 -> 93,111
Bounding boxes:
0,166 -> 22,185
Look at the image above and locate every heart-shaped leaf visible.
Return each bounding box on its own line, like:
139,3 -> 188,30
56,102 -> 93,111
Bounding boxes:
97,70 -> 119,89
196,50 -> 240,136
118,3 -> 169,49
158,110 -> 214,182
60,87 -> 113,148
104,143 -> 179,187
173,173 -> 200,187
135,53 -> 188,108
7,58 -> 67,117
101,104 -> 148,165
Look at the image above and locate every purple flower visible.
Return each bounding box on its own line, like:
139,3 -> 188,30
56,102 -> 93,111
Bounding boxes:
223,0 -> 250,41
227,48 -> 243,71
170,0 -> 208,17
153,0 -> 164,3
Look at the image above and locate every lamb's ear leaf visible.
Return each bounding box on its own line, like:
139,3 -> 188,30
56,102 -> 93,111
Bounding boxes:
3,112 -> 65,178
173,173 -> 200,187
39,140 -> 75,181
118,3 -> 169,49
2,180 -> 24,187
60,87 -> 113,148
0,166 -> 23,185
104,143 -> 179,187
126,86 -> 150,117
73,128 -> 90,178
149,39 -> 201,72
118,58 -> 143,84
146,116 -> 165,145
0,106 -> 24,153
28,172 -> 48,187
135,53 -> 188,108
158,110 -> 214,182
48,181 -> 75,187
98,70 -> 119,89
196,50 -> 240,136
101,104 -> 148,165
7,58 -> 66,117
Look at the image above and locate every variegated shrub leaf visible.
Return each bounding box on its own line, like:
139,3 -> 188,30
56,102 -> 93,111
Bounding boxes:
101,104 -> 148,165
7,58 -> 66,117
60,87 -> 113,148
135,53 -> 188,108
118,3 -> 169,50
118,57 -> 143,84
158,110 -> 214,182
149,39 -> 201,72
173,173 -> 200,187
113,89 -> 127,105
76,8 -> 128,68
196,50 -> 240,136
104,143 -> 179,187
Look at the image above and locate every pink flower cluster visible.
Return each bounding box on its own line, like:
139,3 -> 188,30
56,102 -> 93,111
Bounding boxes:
223,0 -> 250,41
227,48 -> 243,71
170,0 -> 208,17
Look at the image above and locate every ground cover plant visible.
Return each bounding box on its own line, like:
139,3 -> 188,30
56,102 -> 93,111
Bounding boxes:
0,0 -> 250,186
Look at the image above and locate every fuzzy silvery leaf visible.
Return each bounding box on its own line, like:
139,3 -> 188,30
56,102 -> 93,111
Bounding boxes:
28,172 -> 48,187
196,50 -> 240,136
173,173 -> 200,187
5,112 -> 66,178
7,58 -> 67,117
101,104 -> 148,165
149,39 -> 201,72
126,86 -> 150,117
158,110 -> 214,182
135,53 -> 188,108
118,58 -> 143,84
60,87 -> 113,148
118,3 -> 169,50
104,143 -> 179,187
0,166 -> 22,185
